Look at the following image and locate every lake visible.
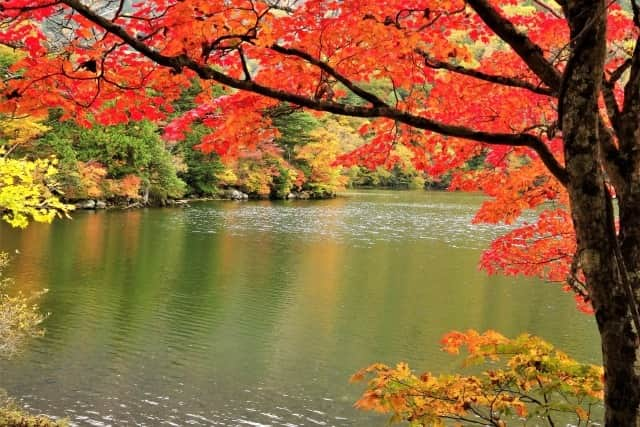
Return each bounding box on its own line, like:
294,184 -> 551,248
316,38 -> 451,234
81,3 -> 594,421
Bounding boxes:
0,190 -> 600,426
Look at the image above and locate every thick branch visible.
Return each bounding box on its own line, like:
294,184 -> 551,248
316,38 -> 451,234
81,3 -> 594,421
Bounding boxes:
593,60 -> 628,182
417,49 -> 554,96
466,0 -> 562,91
270,44 -> 389,107
237,46 -> 252,81
602,58 -> 632,134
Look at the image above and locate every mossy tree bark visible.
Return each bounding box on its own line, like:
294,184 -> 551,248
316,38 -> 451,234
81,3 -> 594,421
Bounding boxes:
562,1 -> 640,424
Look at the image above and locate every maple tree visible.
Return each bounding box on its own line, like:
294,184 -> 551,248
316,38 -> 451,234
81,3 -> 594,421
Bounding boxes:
1,0 -> 640,424
352,330 -> 604,426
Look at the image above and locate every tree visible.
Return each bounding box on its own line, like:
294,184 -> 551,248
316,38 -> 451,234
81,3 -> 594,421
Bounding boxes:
0,0 -> 639,424
35,119 -> 186,202
295,127 -> 347,196
175,124 -> 226,196
352,330 -> 604,426
0,153 -> 71,228
270,104 -> 321,161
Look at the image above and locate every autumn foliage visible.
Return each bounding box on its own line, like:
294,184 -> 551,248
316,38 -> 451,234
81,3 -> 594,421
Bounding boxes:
0,0 -> 620,310
352,330 -> 603,426
0,153 -> 71,228
3,0 -> 640,423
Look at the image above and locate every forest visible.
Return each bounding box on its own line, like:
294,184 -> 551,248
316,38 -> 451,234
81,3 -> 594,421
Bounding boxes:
2,39 -> 438,210
1,0 -> 640,426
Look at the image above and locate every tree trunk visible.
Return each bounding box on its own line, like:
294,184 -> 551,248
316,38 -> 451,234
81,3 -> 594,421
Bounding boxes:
604,180 -> 640,425
562,1 -> 640,425
598,303 -> 640,425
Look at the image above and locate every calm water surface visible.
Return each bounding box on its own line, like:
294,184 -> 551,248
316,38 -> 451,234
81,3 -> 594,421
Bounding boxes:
0,190 -> 599,426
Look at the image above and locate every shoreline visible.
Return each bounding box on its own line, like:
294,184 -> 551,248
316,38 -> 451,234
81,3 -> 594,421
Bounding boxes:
69,186 -> 447,211
70,189 -> 339,210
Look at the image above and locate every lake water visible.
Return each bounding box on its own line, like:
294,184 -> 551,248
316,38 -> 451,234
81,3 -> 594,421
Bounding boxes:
0,190 -> 600,426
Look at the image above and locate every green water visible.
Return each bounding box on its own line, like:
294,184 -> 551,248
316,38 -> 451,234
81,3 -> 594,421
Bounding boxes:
0,190 -> 599,426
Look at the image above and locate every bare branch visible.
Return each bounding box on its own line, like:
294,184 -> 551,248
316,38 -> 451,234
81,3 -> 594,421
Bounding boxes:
417,49 -> 555,96
532,0 -> 564,19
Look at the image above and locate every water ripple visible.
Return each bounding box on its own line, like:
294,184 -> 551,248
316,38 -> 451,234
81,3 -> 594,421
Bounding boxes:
0,190 -> 598,426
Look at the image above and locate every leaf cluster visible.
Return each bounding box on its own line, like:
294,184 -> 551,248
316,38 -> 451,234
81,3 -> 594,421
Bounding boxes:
352,330 -> 603,426
0,153 -> 72,228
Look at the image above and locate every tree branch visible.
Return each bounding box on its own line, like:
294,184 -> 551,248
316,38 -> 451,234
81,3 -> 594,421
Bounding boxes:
466,0 -> 562,91
270,44 -> 389,107
58,0 -> 569,186
532,0 -> 564,19
602,80 -> 622,131
619,37 -> 640,156
596,62 -> 628,184
237,46 -> 252,81
632,0 -> 640,27
610,58 -> 632,84
622,37 -> 640,115
416,49 -> 554,96
602,58 -> 632,133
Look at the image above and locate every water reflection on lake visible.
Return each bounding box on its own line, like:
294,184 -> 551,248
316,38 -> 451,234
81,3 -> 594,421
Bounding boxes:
0,190 -> 599,426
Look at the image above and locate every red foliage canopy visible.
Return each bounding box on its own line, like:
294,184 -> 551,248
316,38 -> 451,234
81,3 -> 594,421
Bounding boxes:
1,0 -> 636,313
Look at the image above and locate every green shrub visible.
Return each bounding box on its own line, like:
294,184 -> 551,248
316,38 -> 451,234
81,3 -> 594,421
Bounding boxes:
175,125 -> 225,196
36,120 -> 186,202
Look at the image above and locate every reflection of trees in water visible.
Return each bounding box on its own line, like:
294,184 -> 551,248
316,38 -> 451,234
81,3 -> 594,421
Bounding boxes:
0,194 -> 601,424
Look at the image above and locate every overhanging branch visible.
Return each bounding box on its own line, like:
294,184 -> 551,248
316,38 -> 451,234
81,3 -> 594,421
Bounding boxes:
270,44 -> 389,107
416,49 -> 554,96
466,0 -> 562,91
57,0 -> 569,187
